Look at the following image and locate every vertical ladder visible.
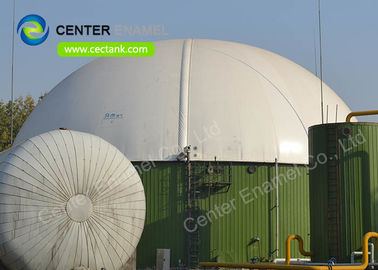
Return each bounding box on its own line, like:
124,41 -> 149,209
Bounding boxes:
185,152 -> 200,268
185,159 -> 232,268
326,126 -> 340,259
189,177 -> 200,268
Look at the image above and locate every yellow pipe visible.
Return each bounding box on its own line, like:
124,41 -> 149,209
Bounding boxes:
285,234 -> 314,264
199,232 -> 378,270
199,262 -> 320,269
346,110 -> 378,122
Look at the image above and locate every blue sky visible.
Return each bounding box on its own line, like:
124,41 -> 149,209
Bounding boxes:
1,0 -> 377,121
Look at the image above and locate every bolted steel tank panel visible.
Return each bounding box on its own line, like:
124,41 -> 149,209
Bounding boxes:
135,161 -> 310,267
309,122 -> 378,263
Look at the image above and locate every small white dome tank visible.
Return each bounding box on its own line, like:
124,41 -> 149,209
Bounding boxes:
0,130 -> 145,270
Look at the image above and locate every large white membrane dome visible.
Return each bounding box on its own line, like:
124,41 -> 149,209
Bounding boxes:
15,39 -> 351,164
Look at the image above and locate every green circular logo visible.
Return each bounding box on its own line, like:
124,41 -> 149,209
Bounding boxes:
17,14 -> 49,46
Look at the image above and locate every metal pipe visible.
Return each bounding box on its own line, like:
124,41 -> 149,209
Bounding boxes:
200,262 -> 314,269
372,242 -> 375,267
273,258 -> 311,264
285,235 -> 313,264
318,0 -> 324,124
351,242 -> 374,264
10,0 -> 16,145
351,251 -> 364,264
199,232 -> 378,270
346,110 -> 378,122
326,105 -> 329,123
185,146 -> 191,268
275,158 -> 279,258
200,262 -> 378,269
291,263 -> 378,266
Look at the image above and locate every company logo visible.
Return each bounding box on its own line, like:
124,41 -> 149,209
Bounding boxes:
17,14 -> 49,46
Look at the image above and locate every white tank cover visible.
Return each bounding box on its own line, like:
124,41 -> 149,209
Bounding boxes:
0,130 -> 145,270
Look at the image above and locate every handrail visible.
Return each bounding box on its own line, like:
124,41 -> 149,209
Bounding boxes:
285,234 -> 314,264
199,232 -> 378,270
346,110 -> 378,122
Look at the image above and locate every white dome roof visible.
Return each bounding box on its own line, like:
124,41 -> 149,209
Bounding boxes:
0,130 -> 145,270
15,39 -> 351,164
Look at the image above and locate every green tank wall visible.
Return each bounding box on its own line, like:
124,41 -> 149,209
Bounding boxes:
309,122 -> 378,263
133,161 -> 310,268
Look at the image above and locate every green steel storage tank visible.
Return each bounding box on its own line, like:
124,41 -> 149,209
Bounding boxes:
12,39 -> 352,268
135,161 -> 311,267
309,122 -> 378,263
